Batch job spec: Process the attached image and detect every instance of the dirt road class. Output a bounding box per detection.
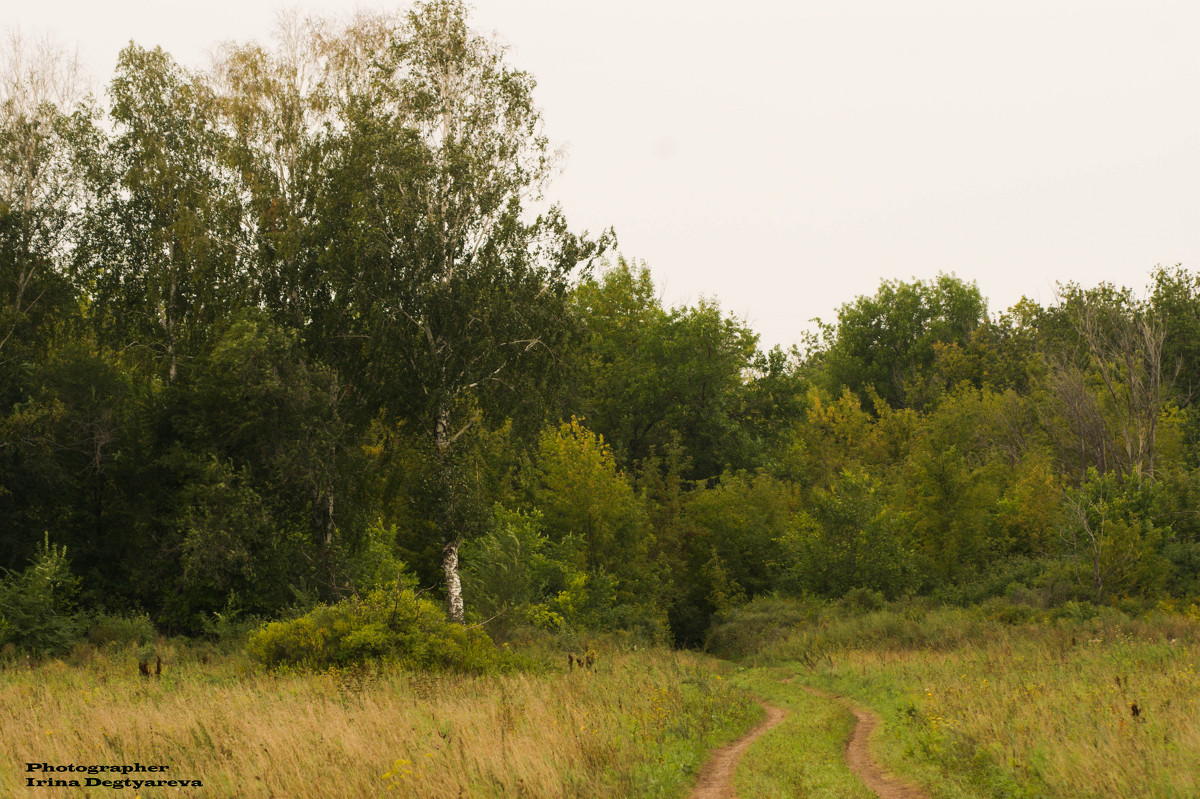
[689,685,929,799]
[690,702,787,799]
[803,686,930,799]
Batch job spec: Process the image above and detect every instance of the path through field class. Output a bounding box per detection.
[691,684,929,799]
[690,701,786,799]
[802,686,930,799]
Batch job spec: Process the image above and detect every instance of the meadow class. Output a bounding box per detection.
[716,599,1200,799]
[1,640,758,799]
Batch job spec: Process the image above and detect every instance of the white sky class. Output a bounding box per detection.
[9,1,1200,349]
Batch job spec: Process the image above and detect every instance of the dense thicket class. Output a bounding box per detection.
[3,2,1200,653]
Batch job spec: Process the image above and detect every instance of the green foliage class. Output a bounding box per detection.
[8,0,1200,652]
[142,313,369,629]
[74,44,249,380]
[530,419,652,597]
[569,258,761,479]
[462,506,565,636]
[245,585,498,671]
[778,468,915,598]
[993,450,1064,558]
[682,472,794,598]
[86,611,157,648]
[0,534,83,654]
[819,273,987,412]
[0,337,148,600]
[668,471,796,645]
[1148,265,1200,403]
[896,387,1013,582]
[705,594,824,658]
[929,556,1050,607]
[1161,541,1200,598]
[777,387,876,490]
[1059,469,1171,601]
[337,522,413,596]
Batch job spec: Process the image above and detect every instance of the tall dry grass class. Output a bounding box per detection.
[1,643,756,798]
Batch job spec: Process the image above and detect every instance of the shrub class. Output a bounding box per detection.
[777,468,916,599]
[245,585,499,671]
[705,594,824,657]
[87,612,157,648]
[462,507,563,637]
[0,534,83,655]
[1163,540,1200,598]
[931,556,1049,606]
[979,597,1037,625]
[842,587,886,614]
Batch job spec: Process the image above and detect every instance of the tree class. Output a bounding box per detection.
[73,45,248,382]
[1149,265,1200,405]
[569,258,758,479]
[1059,468,1169,601]
[0,534,83,655]
[1045,283,1169,483]
[670,471,795,644]
[897,387,1010,582]
[778,468,914,599]
[211,10,362,329]
[307,1,605,621]
[530,420,651,607]
[819,274,987,412]
[0,32,83,359]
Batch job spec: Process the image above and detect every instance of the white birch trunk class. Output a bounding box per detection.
[435,404,466,623]
[443,541,465,624]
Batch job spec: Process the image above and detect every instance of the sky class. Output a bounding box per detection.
[8,1,1200,349]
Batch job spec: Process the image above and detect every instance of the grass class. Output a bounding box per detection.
[720,599,1200,799]
[728,666,874,799]
[1,639,759,798]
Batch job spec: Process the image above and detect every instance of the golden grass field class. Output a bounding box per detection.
[8,607,1200,799]
[2,642,758,799]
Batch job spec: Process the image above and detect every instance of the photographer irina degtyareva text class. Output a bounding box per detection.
[25,762,202,789]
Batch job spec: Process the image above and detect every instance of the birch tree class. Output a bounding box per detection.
[74,45,248,382]
[0,32,83,357]
[312,1,605,621]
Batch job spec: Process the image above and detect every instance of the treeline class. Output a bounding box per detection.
[3,1,1200,653]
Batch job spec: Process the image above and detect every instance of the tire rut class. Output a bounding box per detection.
[801,686,930,799]
[690,701,787,799]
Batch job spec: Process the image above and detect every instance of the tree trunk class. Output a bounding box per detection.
[443,540,465,624]
[435,403,466,623]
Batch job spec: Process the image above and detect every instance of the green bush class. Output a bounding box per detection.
[87,612,157,648]
[705,594,825,657]
[842,587,887,614]
[930,556,1050,606]
[1163,540,1200,598]
[462,507,562,637]
[245,585,499,671]
[777,468,916,600]
[979,597,1037,625]
[0,535,84,655]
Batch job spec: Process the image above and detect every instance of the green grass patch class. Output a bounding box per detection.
[729,666,874,799]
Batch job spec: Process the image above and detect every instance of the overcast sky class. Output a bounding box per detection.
[9,1,1200,349]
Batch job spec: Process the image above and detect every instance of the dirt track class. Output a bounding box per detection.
[690,702,787,799]
[803,686,930,799]
[689,685,928,799]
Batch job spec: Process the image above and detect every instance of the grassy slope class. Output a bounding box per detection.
[724,606,1200,799]
[2,642,759,798]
